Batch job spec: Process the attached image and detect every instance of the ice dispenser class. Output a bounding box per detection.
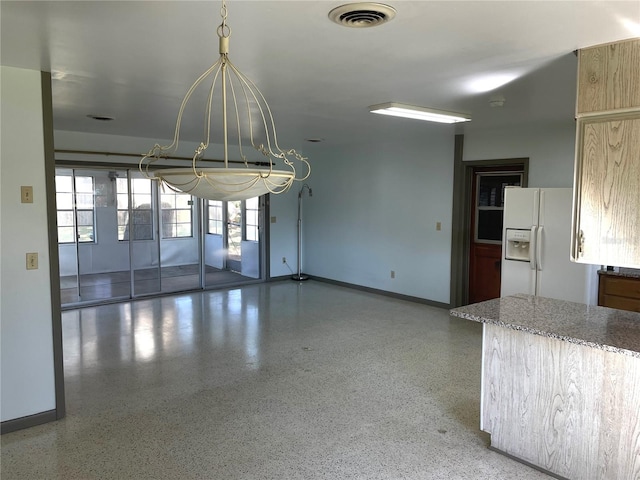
[505,228,531,261]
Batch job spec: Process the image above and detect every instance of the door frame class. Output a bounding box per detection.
[449,134,529,306]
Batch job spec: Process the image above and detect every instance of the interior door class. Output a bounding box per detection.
[468,169,523,303]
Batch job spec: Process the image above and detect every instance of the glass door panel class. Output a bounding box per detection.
[226,200,242,273]
[240,197,260,279]
[123,173,161,296]
[74,169,131,303]
[56,169,80,306]
[159,189,201,293]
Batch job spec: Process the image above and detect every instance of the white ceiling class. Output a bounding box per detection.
[1,1,639,151]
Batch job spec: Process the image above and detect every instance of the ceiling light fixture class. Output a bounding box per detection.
[140,0,310,201]
[369,103,471,124]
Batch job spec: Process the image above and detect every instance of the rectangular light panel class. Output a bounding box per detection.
[369,102,471,124]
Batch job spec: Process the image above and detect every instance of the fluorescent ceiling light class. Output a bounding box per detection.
[369,103,471,124]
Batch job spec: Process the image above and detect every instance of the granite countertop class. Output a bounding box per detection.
[598,268,640,279]
[450,294,640,358]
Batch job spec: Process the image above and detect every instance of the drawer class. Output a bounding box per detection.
[601,294,640,313]
[602,276,640,297]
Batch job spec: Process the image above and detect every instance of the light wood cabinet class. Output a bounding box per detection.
[577,39,640,114]
[572,38,640,268]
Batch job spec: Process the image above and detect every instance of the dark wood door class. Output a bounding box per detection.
[468,167,523,304]
[469,243,502,303]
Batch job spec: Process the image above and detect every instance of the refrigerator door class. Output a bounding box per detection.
[500,188,539,297]
[536,188,589,303]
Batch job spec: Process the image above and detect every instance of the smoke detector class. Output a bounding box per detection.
[329,3,397,28]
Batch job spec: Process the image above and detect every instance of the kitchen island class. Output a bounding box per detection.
[450,294,640,480]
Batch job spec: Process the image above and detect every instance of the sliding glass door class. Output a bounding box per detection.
[57,168,131,305]
[57,166,265,307]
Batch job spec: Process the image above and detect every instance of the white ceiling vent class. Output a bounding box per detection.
[329,3,397,28]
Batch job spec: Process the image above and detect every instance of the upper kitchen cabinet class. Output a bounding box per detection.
[572,38,640,269]
[576,38,640,115]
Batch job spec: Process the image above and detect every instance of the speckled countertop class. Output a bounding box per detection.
[598,268,640,279]
[450,294,640,359]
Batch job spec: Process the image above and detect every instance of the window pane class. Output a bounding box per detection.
[118,226,128,241]
[75,176,93,193]
[58,226,75,243]
[175,195,191,208]
[176,224,191,237]
[162,224,175,238]
[176,210,191,222]
[116,177,128,192]
[57,211,74,227]
[56,193,73,209]
[133,194,150,209]
[133,209,152,225]
[76,210,93,225]
[117,211,129,225]
[161,195,175,209]
[76,193,94,209]
[133,225,152,240]
[132,178,151,194]
[56,175,72,192]
[246,211,258,226]
[117,193,129,210]
[77,226,94,242]
[246,197,258,209]
[477,210,503,242]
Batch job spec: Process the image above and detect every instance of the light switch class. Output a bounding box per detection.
[436,222,442,231]
[26,252,38,270]
[21,186,34,203]
[271,216,277,224]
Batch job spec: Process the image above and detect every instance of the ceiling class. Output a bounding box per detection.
[2,1,639,152]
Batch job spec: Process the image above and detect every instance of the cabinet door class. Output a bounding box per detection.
[577,39,640,115]
[573,115,640,267]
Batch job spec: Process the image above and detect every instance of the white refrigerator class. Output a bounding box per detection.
[501,187,591,304]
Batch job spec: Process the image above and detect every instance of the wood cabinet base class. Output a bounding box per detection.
[481,323,640,479]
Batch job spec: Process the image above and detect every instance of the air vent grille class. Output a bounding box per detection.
[329,3,396,28]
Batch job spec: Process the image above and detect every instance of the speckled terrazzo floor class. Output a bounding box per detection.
[1,281,550,479]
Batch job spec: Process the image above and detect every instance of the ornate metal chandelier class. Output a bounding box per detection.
[140,0,310,201]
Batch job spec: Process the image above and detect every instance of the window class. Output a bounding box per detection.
[245,197,259,241]
[117,177,153,241]
[475,173,522,243]
[207,200,223,235]
[161,190,193,238]
[55,174,95,243]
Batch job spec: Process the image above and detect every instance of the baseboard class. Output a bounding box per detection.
[311,276,451,309]
[488,446,569,480]
[1,410,58,435]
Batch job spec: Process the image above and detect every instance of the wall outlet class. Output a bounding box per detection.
[282,257,287,264]
[26,252,38,270]
[390,270,395,279]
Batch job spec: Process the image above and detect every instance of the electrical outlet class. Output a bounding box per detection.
[282,257,287,264]
[26,252,38,270]
[391,270,395,279]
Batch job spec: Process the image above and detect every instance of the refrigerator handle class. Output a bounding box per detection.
[529,226,537,270]
[536,226,543,271]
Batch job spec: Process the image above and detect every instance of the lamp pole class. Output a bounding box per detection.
[292,184,312,281]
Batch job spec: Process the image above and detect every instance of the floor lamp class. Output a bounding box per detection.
[292,184,312,281]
